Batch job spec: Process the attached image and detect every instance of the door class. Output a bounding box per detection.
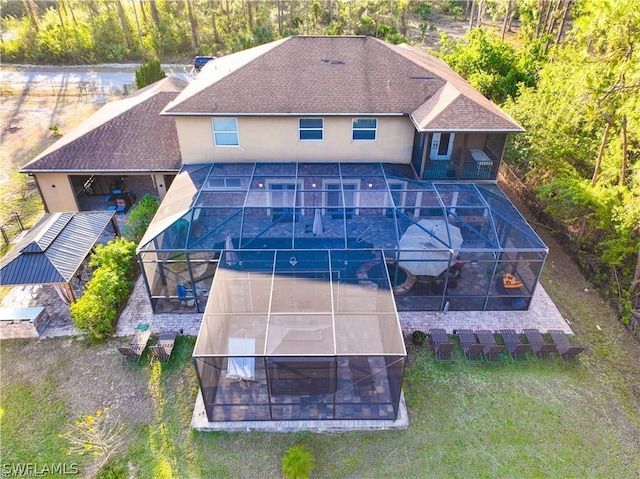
[429,133,454,160]
[269,183,299,217]
[325,183,357,215]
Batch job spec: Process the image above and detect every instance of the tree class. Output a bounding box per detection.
[135,60,166,89]
[438,28,544,103]
[505,0,640,323]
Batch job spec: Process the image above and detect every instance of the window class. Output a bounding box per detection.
[299,118,323,141]
[268,182,301,217]
[212,118,239,146]
[352,118,377,140]
[205,177,242,190]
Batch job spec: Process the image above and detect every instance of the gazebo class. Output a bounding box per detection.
[0,211,119,303]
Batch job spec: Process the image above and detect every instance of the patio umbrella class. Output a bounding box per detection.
[313,208,323,235]
[224,234,239,266]
[398,219,463,277]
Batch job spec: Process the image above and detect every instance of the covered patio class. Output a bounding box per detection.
[0,211,118,339]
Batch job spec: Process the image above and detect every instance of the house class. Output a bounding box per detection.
[21,76,188,213]
[133,36,547,426]
[20,36,547,426]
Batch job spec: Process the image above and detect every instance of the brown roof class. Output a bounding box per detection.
[163,36,522,132]
[22,76,188,173]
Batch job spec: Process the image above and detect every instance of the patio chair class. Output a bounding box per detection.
[118,329,151,364]
[457,329,484,363]
[349,356,374,393]
[434,342,455,363]
[476,330,505,364]
[428,328,449,346]
[118,346,143,364]
[499,329,532,363]
[150,331,178,364]
[523,328,557,360]
[548,330,586,365]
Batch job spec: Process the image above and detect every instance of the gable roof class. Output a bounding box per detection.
[21,76,188,174]
[163,36,522,133]
[0,211,115,285]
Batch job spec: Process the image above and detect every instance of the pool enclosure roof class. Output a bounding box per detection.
[193,253,406,357]
[138,162,547,255]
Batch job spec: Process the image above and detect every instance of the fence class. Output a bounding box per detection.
[1,78,135,99]
[0,212,26,249]
[500,163,640,339]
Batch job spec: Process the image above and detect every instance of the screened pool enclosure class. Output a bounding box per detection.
[137,162,546,422]
[137,162,547,316]
[193,257,406,422]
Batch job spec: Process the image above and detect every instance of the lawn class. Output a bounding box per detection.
[2,297,639,479]
[1,92,639,479]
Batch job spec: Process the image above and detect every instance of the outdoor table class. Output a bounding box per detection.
[469,148,493,175]
[398,219,463,277]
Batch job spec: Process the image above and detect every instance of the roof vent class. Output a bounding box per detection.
[321,59,345,65]
[409,76,436,80]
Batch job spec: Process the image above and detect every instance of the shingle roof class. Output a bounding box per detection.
[21,76,188,173]
[163,36,522,132]
[0,211,115,285]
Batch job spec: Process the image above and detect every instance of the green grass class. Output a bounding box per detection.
[3,335,637,479]
[0,358,91,473]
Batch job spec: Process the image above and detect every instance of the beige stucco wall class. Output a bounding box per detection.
[35,173,78,212]
[175,116,416,164]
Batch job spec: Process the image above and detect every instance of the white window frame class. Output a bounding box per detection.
[204,177,243,190]
[299,118,324,141]
[429,132,455,160]
[212,118,239,147]
[352,118,377,141]
[265,180,303,216]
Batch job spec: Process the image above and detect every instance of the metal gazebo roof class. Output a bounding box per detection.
[0,211,116,286]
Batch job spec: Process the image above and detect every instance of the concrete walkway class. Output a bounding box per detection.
[15,274,571,340]
[107,275,574,337]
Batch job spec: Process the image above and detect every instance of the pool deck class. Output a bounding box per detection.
[0,273,571,340]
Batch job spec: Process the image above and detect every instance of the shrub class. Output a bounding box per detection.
[96,457,128,479]
[60,408,126,478]
[135,60,166,89]
[124,194,158,243]
[70,268,130,340]
[71,239,137,340]
[385,33,408,45]
[89,237,138,280]
[282,445,315,479]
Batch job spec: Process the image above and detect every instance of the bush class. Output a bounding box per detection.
[282,445,315,479]
[71,239,137,340]
[89,237,138,280]
[96,457,128,479]
[124,194,159,243]
[135,60,166,89]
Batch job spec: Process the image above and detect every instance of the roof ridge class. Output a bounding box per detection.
[163,38,291,115]
[22,80,185,172]
[411,82,461,130]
